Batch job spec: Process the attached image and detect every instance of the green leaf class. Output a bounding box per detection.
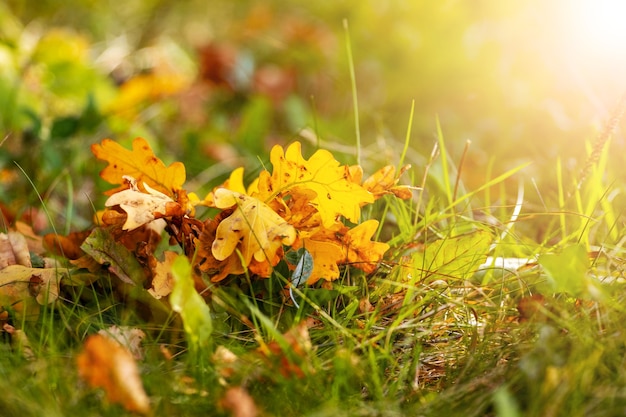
[538,244,590,296]
[81,228,146,286]
[170,255,212,348]
[418,230,492,282]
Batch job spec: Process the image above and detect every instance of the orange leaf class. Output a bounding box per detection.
[219,386,259,417]
[77,334,150,414]
[362,164,412,200]
[91,137,186,196]
[257,322,312,379]
[342,219,389,274]
[296,238,343,284]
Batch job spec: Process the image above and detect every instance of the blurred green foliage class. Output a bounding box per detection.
[1,0,625,230]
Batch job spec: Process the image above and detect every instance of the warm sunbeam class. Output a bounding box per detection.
[567,0,626,58]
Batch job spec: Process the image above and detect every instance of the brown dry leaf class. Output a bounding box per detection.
[257,321,313,379]
[195,211,245,282]
[77,334,150,415]
[91,137,186,196]
[105,176,184,231]
[0,231,31,268]
[219,386,259,417]
[43,229,92,260]
[148,251,179,299]
[97,325,146,360]
[0,265,63,321]
[212,188,296,267]
[212,345,240,380]
[13,222,45,255]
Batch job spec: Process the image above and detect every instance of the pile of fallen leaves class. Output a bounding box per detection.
[46,137,411,298]
[1,137,412,413]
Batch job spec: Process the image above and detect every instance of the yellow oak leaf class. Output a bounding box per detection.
[199,166,247,207]
[261,142,374,227]
[295,238,343,284]
[91,137,186,196]
[212,189,297,268]
[341,219,389,274]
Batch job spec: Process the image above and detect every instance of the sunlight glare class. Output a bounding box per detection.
[569,0,626,56]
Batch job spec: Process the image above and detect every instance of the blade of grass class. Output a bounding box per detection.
[343,19,361,166]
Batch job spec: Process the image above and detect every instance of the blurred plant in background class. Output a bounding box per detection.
[1,0,625,235]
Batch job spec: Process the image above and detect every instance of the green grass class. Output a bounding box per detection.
[3,127,626,417]
[3,3,626,416]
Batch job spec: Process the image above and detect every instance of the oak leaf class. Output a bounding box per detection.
[294,238,342,284]
[148,251,179,299]
[104,177,184,231]
[341,220,389,274]
[261,142,374,227]
[211,189,296,267]
[0,231,31,268]
[362,164,413,200]
[91,137,186,196]
[77,334,150,415]
[0,265,65,321]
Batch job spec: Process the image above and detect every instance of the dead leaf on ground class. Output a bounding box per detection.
[105,176,185,231]
[0,265,64,321]
[212,188,296,269]
[77,334,150,415]
[219,386,259,417]
[148,251,179,299]
[0,231,31,268]
[257,321,313,379]
[97,325,146,360]
[91,137,186,196]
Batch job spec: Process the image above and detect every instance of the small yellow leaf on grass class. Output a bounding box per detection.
[77,334,150,415]
[212,189,296,266]
[91,137,186,196]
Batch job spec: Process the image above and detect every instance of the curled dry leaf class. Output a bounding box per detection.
[105,176,184,231]
[77,334,150,415]
[362,164,413,200]
[0,231,31,268]
[3,323,36,361]
[148,250,179,299]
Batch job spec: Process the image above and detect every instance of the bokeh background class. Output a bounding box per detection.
[1,0,625,230]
